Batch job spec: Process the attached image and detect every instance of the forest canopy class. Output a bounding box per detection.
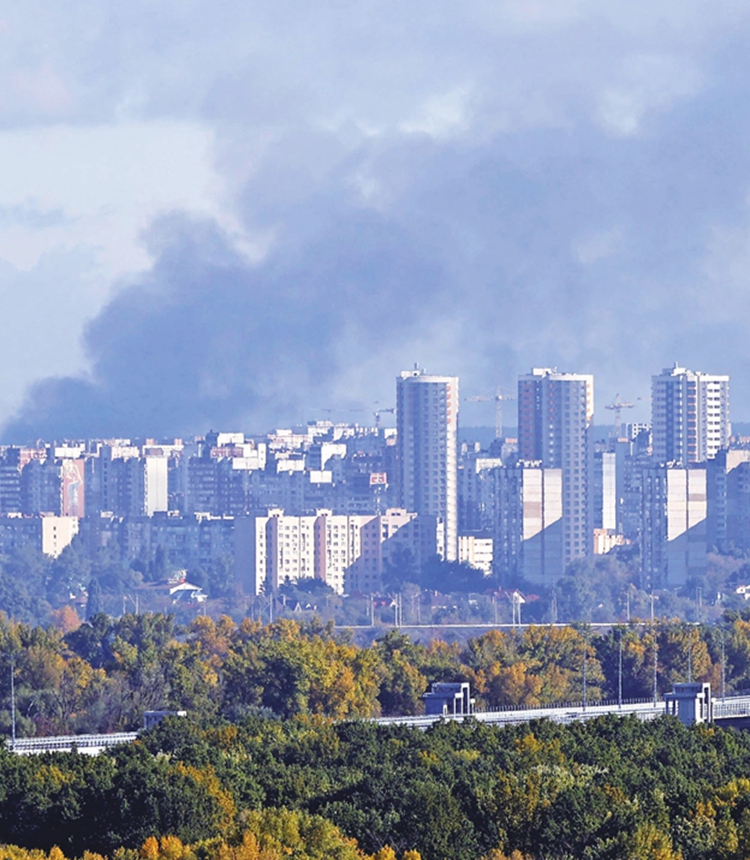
[0,711,749,859]
[3,613,750,858]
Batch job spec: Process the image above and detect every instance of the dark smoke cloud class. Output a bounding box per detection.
[3,204,446,440]
[7,2,750,439]
[9,75,750,441]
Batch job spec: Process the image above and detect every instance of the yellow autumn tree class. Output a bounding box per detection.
[629,822,683,860]
[49,606,81,634]
[481,851,534,860]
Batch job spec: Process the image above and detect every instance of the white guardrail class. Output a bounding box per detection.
[8,695,750,752]
[6,732,138,754]
[714,700,750,719]
[373,699,665,729]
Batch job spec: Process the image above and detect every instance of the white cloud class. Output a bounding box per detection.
[597,53,704,136]
[0,120,224,275]
[401,86,473,138]
[575,230,622,266]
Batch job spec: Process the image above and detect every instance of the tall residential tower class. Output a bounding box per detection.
[518,367,594,567]
[651,365,730,464]
[397,368,459,560]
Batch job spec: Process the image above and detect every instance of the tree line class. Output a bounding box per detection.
[5,610,750,736]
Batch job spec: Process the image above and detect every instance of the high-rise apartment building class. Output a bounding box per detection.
[640,463,707,589]
[493,462,564,585]
[397,368,459,560]
[518,368,594,567]
[706,450,750,554]
[651,365,730,464]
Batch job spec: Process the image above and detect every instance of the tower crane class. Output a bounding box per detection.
[374,407,396,430]
[465,388,516,439]
[605,394,635,439]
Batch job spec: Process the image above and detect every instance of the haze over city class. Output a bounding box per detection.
[3,2,750,439]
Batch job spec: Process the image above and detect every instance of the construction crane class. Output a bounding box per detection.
[316,407,366,423]
[605,394,635,439]
[374,407,396,430]
[465,388,516,439]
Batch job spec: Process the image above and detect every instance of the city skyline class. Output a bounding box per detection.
[0,358,744,597]
[0,360,741,444]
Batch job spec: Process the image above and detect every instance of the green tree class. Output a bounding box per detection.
[419,557,487,594]
[382,548,419,591]
[374,631,427,716]
[85,580,102,621]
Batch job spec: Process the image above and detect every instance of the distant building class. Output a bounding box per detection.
[0,456,22,513]
[651,365,730,464]
[493,462,564,586]
[235,507,443,595]
[397,368,459,560]
[706,449,750,553]
[593,450,617,533]
[0,514,79,558]
[169,581,207,603]
[518,367,594,565]
[592,528,625,555]
[87,447,167,517]
[640,463,707,589]
[80,511,236,573]
[457,534,493,574]
[41,515,80,558]
[458,452,502,534]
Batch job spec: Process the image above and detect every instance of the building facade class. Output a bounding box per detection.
[517,368,594,567]
[493,462,564,586]
[235,507,443,595]
[640,463,707,589]
[0,514,79,558]
[593,449,617,533]
[651,365,730,464]
[397,368,459,560]
[706,449,750,553]
[458,535,493,574]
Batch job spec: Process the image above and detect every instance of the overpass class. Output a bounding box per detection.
[7,685,750,754]
[374,698,664,729]
[6,732,139,755]
[374,682,750,730]
[4,710,179,754]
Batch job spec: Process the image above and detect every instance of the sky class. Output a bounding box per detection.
[2,0,750,440]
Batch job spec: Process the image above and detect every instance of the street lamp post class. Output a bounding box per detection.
[9,653,16,750]
[650,593,659,706]
[582,636,588,711]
